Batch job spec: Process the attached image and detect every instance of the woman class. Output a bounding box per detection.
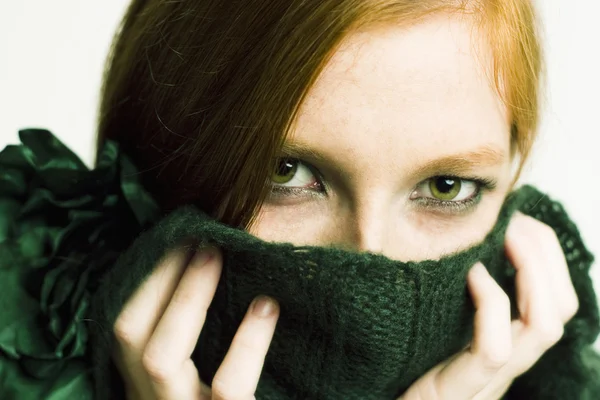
[92,0,598,398]
[1,0,598,399]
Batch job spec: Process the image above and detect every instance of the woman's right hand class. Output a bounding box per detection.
[399,213,579,400]
[111,246,280,400]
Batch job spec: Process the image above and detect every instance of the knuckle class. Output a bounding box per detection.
[113,315,139,348]
[567,294,579,319]
[419,375,442,400]
[479,345,511,371]
[235,330,263,353]
[485,283,511,312]
[169,287,196,308]
[534,320,564,348]
[211,377,250,400]
[494,289,511,311]
[564,293,580,320]
[141,350,172,384]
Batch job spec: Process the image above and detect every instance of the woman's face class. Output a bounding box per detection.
[250,13,514,262]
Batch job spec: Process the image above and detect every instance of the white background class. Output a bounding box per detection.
[0,1,599,349]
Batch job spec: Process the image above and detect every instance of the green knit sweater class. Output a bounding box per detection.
[0,129,599,399]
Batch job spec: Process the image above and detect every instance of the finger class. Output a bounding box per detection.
[504,216,565,372]
[142,247,222,399]
[476,215,575,398]
[470,320,529,399]
[112,247,193,389]
[405,263,511,399]
[211,295,280,400]
[506,214,565,344]
[468,263,513,373]
[508,212,578,322]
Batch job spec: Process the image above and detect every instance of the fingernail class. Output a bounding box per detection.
[190,247,214,267]
[252,295,277,317]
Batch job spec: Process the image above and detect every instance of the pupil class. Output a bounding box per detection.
[277,159,294,176]
[436,177,455,193]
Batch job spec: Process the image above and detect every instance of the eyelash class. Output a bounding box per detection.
[268,158,496,214]
[411,178,495,214]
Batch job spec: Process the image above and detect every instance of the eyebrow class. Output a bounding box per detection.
[279,142,330,164]
[280,142,506,176]
[408,146,507,178]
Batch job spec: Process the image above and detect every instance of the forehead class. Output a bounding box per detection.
[289,13,511,171]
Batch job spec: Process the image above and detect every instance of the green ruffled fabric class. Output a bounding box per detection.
[1,129,599,399]
[0,129,159,399]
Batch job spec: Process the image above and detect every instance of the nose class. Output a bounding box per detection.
[344,203,389,255]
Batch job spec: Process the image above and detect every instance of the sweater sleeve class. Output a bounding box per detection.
[504,187,600,399]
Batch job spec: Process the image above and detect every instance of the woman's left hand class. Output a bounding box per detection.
[398,212,579,400]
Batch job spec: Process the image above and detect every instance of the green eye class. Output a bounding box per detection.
[429,177,461,200]
[272,158,298,184]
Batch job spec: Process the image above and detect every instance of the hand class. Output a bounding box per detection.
[399,212,579,400]
[111,246,280,400]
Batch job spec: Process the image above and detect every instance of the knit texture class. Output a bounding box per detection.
[89,188,600,400]
[1,129,599,399]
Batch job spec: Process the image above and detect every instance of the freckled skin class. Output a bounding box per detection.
[251,14,513,262]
